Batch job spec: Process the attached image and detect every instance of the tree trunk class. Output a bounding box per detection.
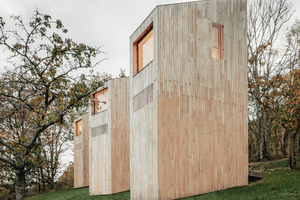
[43,181,46,192]
[39,167,46,192]
[265,115,271,156]
[274,126,278,158]
[290,129,297,169]
[255,104,263,160]
[282,130,289,156]
[259,133,263,160]
[259,112,266,160]
[297,131,299,154]
[248,134,255,156]
[50,177,55,190]
[15,168,26,200]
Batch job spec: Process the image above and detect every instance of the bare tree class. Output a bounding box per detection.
[37,125,70,190]
[247,0,294,160]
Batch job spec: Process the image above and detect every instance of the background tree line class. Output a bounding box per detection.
[247,0,300,169]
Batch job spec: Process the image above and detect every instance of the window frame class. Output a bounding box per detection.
[133,23,154,76]
[212,22,224,60]
[91,88,108,115]
[75,119,83,137]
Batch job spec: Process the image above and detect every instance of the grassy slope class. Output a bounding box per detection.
[27,159,300,200]
[26,188,130,200]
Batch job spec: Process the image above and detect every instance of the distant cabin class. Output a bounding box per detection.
[74,113,89,189]
[130,0,248,199]
[89,77,130,195]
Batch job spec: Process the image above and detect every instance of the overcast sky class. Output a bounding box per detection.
[0,0,300,77]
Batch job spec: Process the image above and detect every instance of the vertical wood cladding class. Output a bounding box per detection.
[89,109,111,195]
[110,78,130,194]
[157,1,248,199]
[130,7,159,199]
[83,114,90,187]
[74,113,89,189]
[89,77,130,195]
[130,0,247,199]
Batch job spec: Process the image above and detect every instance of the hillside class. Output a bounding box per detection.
[27,159,300,200]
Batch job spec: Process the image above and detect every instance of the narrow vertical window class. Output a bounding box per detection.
[133,23,154,76]
[138,28,154,69]
[91,88,108,114]
[212,22,224,60]
[75,119,82,137]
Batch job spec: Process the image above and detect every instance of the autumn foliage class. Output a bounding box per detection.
[0,10,105,200]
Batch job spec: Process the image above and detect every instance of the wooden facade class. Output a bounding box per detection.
[74,113,89,188]
[130,0,248,199]
[89,77,130,195]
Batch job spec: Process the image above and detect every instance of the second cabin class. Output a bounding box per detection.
[74,113,89,189]
[89,77,130,195]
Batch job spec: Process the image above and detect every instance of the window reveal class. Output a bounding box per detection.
[212,22,224,60]
[91,88,108,114]
[138,29,154,69]
[75,119,82,137]
[133,23,154,76]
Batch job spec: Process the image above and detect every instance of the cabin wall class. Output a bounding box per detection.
[82,114,90,187]
[89,109,111,195]
[110,77,130,193]
[156,0,248,199]
[74,133,83,188]
[130,0,248,199]
[130,8,160,200]
[89,78,130,195]
[74,113,89,189]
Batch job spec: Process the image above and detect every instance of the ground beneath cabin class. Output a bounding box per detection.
[26,158,300,200]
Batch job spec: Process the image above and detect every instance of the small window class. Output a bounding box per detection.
[91,88,108,114]
[75,119,82,137]
[212,22,224,60]
[133,23,154,76]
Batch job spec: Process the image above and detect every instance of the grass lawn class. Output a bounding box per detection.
[27,159,300,200]
[26,188,130,200]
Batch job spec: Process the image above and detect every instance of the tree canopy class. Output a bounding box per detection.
[0,10,105,200]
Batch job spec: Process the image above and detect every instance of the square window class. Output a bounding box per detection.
[212,22,224,60]
[75,119,82,137]
[91,88,108,114]
[133,23,154,76]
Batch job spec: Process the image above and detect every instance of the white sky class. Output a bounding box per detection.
[0,0,200,76]
[0,0,299,77]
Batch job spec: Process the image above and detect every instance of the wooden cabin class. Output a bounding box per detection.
[130,0,248,199]
[89,77,130,195]
[74,113,89,189]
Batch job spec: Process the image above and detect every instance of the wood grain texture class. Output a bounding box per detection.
[74,113,89,189]
[89,77,130,196]
[130,7,160,200]
[110,78,130,194]
[130,0,248,199]
[83,113,90,187]
[89,104,111,195]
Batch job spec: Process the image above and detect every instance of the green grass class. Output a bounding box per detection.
[250,157,300,171]
[186,169,300,200]
[26,188,130,200]
[27,159,300,200]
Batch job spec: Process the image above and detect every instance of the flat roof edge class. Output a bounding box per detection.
[129,0,214,38]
